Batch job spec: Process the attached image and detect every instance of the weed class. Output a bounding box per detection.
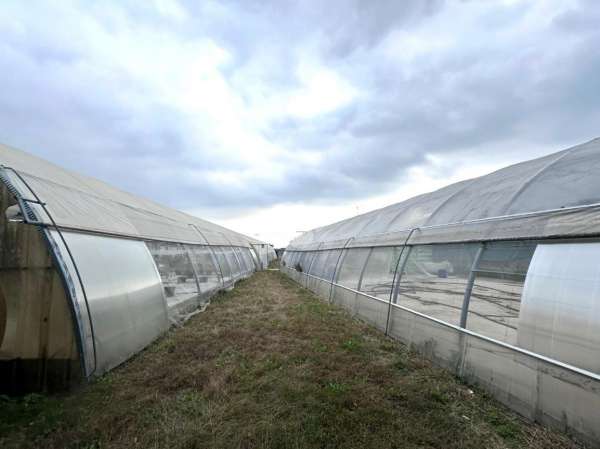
[341,336,363,352]
[324,382,348,395]
[0,271,582,449]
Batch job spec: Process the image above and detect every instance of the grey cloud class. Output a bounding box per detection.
[553,0,600,31]
[302,0,446,58]
[0,0,599,215]
[261,0,600,201]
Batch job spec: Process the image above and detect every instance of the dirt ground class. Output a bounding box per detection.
[0,270,585,449]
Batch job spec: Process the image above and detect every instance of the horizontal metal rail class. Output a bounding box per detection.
[288,203,600,252]
[11,221,254,249]
[286,232,600,255]
[0,169,256,249]
[284,267,600,383]
[287,201,600,251]
[8,170,258,241]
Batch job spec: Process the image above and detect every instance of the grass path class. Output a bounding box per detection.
[0,271,584,449]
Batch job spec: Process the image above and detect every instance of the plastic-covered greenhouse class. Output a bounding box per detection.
[282,137,600,444]
[0,143,274,393]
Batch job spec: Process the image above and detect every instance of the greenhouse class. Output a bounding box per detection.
[0,143,273,393]
[282,137,600,444]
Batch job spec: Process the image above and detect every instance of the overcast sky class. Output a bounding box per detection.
[1,0,599,246]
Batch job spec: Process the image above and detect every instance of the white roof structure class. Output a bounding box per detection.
[0,143,268,388]
[288,138,600,250]
[0,143,263,247]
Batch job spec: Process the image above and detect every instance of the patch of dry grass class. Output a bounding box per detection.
[0,271,585,449]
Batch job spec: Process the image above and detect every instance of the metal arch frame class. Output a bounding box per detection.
[385,228,419,335]
[178,242,203,298]
[332,241,352,284]
[286,250,296,268]
[385,238,487,335]
[459,243,484,328]
[216,245,234,286]
[188,224,226,288]
[377,236,534,338]
[333,246,373,291]
[0,165,98,377]
[39,228,91,379]
[356,246,375,292]
[306,243,323,275]
[236,246,252,276]
[294,251,305,274]
[391,246,413,305]
[303,243,323,288]
[242,248,254,275]
[293,250,306,272]
[248,244,261,271]
[143,240,171,321]
[328,238,354,303]
[237,246,253,276]
[250,243,266,270]
[221,233,244,280]
[287,246,320,287]
[335,246,374,316]
[232,246,245,276]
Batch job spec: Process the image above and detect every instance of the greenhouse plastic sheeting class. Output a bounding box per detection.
[288,138,600,250]
[59,231,169,374]
[0,143,261,247]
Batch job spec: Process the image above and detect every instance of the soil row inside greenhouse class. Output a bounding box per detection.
[0,270,584,449]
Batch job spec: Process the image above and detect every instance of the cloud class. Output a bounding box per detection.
[0,0,598,227]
